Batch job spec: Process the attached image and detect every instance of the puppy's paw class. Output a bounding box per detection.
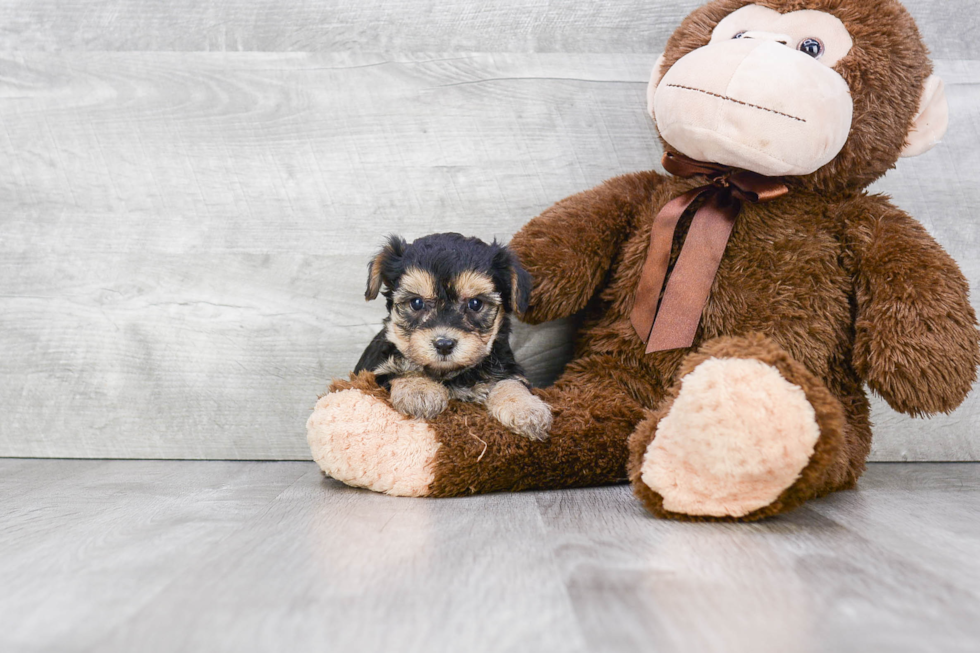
[389,376,450,420]
[487,379,553,441]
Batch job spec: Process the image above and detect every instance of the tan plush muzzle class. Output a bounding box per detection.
[653,37,853,177]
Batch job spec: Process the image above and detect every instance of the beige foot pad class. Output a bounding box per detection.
[307,389,440,497]
[641,357,821,518]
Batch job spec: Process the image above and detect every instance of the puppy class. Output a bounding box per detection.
[353,233,553,441]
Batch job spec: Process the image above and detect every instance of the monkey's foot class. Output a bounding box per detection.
[307,386,440,497]
[628,335,848,521]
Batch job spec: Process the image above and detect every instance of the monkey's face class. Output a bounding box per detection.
[653,4,854,177]
[386,267,505,374]
[648,0,945,191]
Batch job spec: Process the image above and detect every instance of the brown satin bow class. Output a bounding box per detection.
[630,152,789,353]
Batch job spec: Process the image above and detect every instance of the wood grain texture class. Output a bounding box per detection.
[0,52,662,459]
[0,0,975,58]
[1,460,979,653]
[0,461,312,652]
[537,464,980,653]
[0,52,978,457]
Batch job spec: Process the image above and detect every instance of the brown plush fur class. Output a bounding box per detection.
[429,354,650,496]
[325,0,979,519]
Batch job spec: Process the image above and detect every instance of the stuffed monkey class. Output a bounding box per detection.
[308,0,979,520]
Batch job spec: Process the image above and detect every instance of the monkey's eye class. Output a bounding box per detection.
[732,31,746,39]
[467,298,484,312]
[409,298,425,311]
[798,38,824,58]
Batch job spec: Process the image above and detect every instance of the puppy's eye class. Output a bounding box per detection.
[798,38,824,58]
[467,298,484,312]
[732,31,746,39]
[409,298,425,311]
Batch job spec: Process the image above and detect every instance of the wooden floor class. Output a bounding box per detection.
[1,460,978,652]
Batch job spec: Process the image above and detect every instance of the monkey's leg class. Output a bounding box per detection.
[628,334,868,521]
[307,356,657,497]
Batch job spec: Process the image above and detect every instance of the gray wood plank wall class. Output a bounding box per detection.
[1,1,978,460]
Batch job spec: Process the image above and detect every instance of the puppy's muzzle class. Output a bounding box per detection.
[433,337,457,356]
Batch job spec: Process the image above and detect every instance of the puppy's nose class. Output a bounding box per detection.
[434,337,457,356]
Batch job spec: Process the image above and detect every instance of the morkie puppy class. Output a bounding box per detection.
[353,233,553,441]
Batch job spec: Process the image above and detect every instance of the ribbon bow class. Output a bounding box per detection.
[630,152,789,353]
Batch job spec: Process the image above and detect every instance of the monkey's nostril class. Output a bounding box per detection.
[434,337,457,355]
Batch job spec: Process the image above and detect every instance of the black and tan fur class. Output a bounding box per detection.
[354,233,553,440]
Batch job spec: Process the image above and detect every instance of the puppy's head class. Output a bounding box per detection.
[365,233,531,374]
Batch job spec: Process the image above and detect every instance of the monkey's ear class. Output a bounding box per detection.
[901,75,949,158]
[647,53,666,121]
[365,236,406,301]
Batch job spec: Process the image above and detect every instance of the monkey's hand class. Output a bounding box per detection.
[846,197,980,416]
[509,171,664,325]
[389,376,450,420]
[485,379,553,441]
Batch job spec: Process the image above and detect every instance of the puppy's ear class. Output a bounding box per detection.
[493,246,533,315]
[365,235,406,301]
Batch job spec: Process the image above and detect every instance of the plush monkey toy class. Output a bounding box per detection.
[308,0,980,520]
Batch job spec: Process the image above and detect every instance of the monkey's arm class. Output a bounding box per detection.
[509,170,665,325]
[844,195,980,415]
